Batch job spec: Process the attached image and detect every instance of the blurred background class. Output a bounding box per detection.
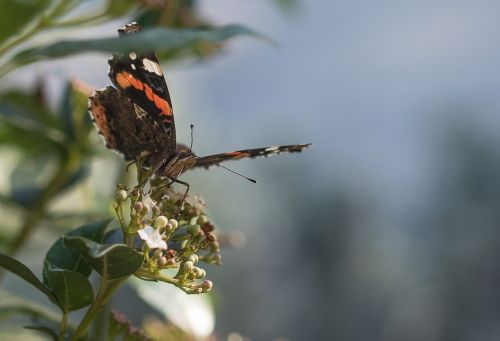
[2,1,500,340]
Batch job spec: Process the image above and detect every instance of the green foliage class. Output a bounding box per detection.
[43,264,94,312]
[44,220,112,280]
[5,24,261,75]
[0,0,51,43]
[0,253,61,309]
[63,237,143,279]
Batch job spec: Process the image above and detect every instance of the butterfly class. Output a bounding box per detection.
[89,22,310,187]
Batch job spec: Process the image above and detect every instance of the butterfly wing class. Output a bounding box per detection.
[107,22,176,156]
[89,86,174,161]
[193,144,312,169]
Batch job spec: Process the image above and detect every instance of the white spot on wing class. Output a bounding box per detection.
[142,58,163,76]
[131,64,136,70]
[129,52,137,60]
[265,146,279,152]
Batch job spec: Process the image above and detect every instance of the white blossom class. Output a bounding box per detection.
[138,225,167,250]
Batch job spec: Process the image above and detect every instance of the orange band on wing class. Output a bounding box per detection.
[115,71,172,117]
[226,152,250,159]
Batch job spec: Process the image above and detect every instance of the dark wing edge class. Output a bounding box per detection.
[192,143,312,169]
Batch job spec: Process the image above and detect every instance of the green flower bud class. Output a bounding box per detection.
[180,240,188,249]
[158,257,167,266]
[182,261,194,273]
[168,219,178,230]
[142,203,150,214]
[154,215,168,229]
[197,215,208,225]
[130,189,140,200]
[116,189,128,202]
[187,254,199,264]
[193,266,206,279]
[188,224,201,235]
[189,216,198,226]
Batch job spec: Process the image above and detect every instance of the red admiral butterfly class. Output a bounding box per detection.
[89,22,310,184]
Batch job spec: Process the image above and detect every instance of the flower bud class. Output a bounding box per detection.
[158,257,167,266]
[116,189,128,202]
[152,205,160,216]
[202,280,213,291]
[187,254,199,264]
[189,216,198,226]
[142,203,150,214]
[134,202,143,212]
[182,261,194,273]
[168,219,178,230]
[167,258,176,266]
[152,249,163,258]
[188,224,201,235]
[130,189,140,200]
[197,215,208,225]
[154,215,168,229]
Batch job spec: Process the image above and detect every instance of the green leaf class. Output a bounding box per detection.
[24,325,58,341]
[0,253,61,309]
[9,154,56,207]
[44,219,112,281]
[0,0,51,46]
[9,157,90,208]
[0,287,77,331]
[59,81,94,142]
[63,236,143,279]
[44,263,93,311]
[106,0,139,17]
[0,90,67,154]
[8,24,263,69]
[0,89,62,131]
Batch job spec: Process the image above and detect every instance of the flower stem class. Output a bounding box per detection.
[71,273,127,340]
[58,310,68,341]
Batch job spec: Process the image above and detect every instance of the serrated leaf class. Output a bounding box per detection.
[0,253,61,309]
[44,264,93,311]
[44,219,112,282]
[8,24,263,70]
[63,236,143,279]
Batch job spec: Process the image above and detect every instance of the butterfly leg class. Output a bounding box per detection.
[167,177,190,203]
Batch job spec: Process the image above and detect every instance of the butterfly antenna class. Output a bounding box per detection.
[218,164,258,184]
[189,124,194,152]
